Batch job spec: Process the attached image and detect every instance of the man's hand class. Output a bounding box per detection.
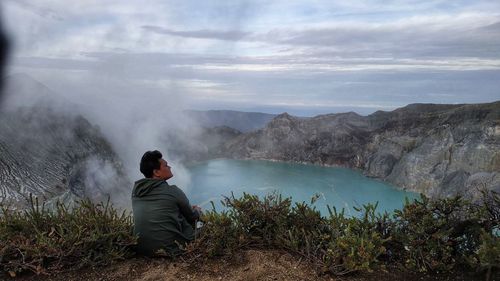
[192,205,202,214]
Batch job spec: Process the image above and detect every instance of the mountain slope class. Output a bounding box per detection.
[0,106,130,208]
[223,102,500,197]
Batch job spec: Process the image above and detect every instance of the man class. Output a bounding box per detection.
[132,150,201,256]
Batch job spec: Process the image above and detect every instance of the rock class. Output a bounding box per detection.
[367,153,398,178]
[0,107,129,209]
[220,101,500,198]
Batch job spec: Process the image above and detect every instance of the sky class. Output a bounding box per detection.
[2,0,500,116]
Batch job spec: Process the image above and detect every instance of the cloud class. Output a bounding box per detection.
[3,0,499,209]
[4,0,63,21]
[262,14,500,59]
[142,25,251,41]
[13,56,95,70]
[9,51,500,119]
[3,0,500,119]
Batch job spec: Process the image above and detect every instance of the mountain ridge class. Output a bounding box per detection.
[218,101,500,198]
[186,109,276,133]
[1,74,498,202]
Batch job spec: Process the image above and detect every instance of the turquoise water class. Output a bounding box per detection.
[185,159,419,216]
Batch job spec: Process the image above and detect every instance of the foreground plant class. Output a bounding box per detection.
[0,195,136,276]
[1,190,498,278]
[186,190,500,277]
[186,193,391,275]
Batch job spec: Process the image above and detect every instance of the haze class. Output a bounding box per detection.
[2,0,500,116]
[1,1,500,193]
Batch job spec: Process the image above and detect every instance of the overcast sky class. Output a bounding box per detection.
[2,0,500,116]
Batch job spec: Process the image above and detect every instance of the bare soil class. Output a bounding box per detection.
[7,249,496,281]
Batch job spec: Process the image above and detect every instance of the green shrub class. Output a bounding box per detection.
[392,191,500,273]
[278,200,326,258]
[393,195,462,272]
[321,203,389,275]
[187,193,389,275]
[475,190,500,279]
[477,229,500,280]
[0,195,136,276]
[186,203,243,258]
[187,191,499,277]
[2,190,498,278]
[186,192,292,259]
[225,192,291,247]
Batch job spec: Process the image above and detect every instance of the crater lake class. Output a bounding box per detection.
[185,159,419,216]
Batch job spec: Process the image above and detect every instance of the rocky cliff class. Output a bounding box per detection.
[222,102,500,198]
[0,107,130,208]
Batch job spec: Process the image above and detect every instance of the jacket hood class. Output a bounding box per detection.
[132,178,165,197]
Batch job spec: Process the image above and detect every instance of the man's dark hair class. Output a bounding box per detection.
[140,150,163,178]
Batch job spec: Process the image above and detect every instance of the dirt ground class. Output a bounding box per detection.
[7,249,496,281]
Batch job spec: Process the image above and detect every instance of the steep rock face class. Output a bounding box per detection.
[368,103,499,197]
[223,102,500,198]
[0,107,130,208]
[226,112,370,167]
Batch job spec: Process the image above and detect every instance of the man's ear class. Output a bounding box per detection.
[152,168,160,178]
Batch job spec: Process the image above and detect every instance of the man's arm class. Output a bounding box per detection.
[172,185,200,224]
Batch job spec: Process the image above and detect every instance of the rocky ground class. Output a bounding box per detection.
[10,250,494,281]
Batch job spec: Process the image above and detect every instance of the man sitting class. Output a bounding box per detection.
[132,150,201,256]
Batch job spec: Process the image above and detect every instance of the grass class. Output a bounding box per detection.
[0,195,136,276]
[1,190,499,279]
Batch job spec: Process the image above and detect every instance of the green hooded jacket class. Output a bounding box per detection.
[131,178,200,256]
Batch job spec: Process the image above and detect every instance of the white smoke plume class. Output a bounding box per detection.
[0,71,204,209]
[0,0,257,209]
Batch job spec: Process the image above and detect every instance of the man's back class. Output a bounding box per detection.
[132,178,199,256]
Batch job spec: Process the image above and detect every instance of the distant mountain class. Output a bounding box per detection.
[165,126,242,164]
[2,73,62,109]
[222,102,500,198]
[0,74,130,208]
[2,74,498,202]
[186,110,276,132]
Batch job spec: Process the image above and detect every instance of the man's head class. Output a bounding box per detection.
[140,150,173,180]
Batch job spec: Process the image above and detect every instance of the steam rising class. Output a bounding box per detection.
[0,0,259,209]
[1,72,204,209]
[2,1,500,208]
